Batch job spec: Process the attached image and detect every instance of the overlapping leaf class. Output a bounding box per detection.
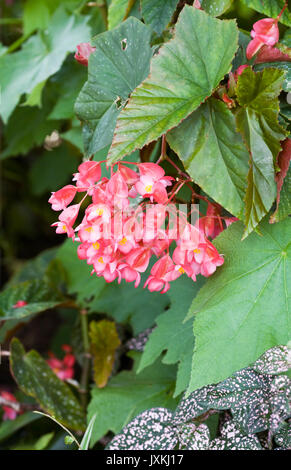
[185,218,291,392]
[88,354,178,446]
[241,0,291,26]
[209,420,262,450]
[10,338,86,431]
[0,7,90,123]
[75,17,152,156]
[108,6,238,163]
[236,67,287,237]
[138,276,205,396]
[141,0,178,35]
[167,98,249,219]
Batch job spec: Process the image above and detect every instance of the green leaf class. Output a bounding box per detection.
[0,279,64,320]
[167,98,249,219]
[108,0,136,29]
[29,143,80,196]
[139,276,205,396]
[89,320,121,388]
[48,61,87,120]
[241,0,291,26]
[75,17,152,156]
[34,432,55,450]
[23,0,50,35]
[79,413,97,450]
[0,7,90,123]
[209,420,262,450]
[236,67,287,237]
[56,239,107,305]
[10,338,86,431]
[254,62,291,93]
[108,7,238,163]
[186,217,291,393]
[1,105,60,160]
[201,0,233,16]
[88,277,169,334]
[22,80,47,107]
[141,0,178,35]
[0,412,42,444]
[88,354,178,446]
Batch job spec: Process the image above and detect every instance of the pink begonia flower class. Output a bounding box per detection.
[198,204,224,239]
[75,42,96,66]
[106,171,129,209]
[73,161,101,194]
[119,248,150,288]
[48,185,77,211]
[118,165,139,198]
[246,18,279,60]
[193,0,201,8]
[52,203,80,240]
[0,391,19,421]
[13,300,27,308]
[47,345,75,381]
[144,255,183,294]
[135,163,174,204]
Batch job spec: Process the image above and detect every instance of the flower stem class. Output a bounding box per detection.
[79,309,91,409]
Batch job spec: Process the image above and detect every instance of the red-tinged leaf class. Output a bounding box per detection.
[255,45,291,64]
[270,138,291,223]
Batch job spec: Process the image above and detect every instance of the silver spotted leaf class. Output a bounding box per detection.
[178,423,210,450]
[174,368,272,427]
[209,421,262,450]
[252,345,291,375]
[106,408,178,450]
[274,422,291,449]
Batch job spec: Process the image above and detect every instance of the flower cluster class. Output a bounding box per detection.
[47,345,75,381]
[49,161,229,294]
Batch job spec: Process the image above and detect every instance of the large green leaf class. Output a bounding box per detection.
[141,0,178,35]
[88,353,178,446]
[241,0,291,26]
[75,17,152,156]
[0,7,90,123]
[236,67,287,237]
[185,217,291,392]
[167,98,249,219]
[107,6,238,163]
[138,276,205,396]
[10,338,86,431]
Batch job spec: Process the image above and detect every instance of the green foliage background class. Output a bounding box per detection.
[0,0,290,450]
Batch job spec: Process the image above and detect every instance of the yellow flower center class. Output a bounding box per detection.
[92,242,100,250]
[95,208,104,216]
[145,184,153,193]
[119,237,127,245]
[179,267,185,274]
[193,248,200,254]
[62,225,67,232]
[98,256,104,264]
[85,227,93,232]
